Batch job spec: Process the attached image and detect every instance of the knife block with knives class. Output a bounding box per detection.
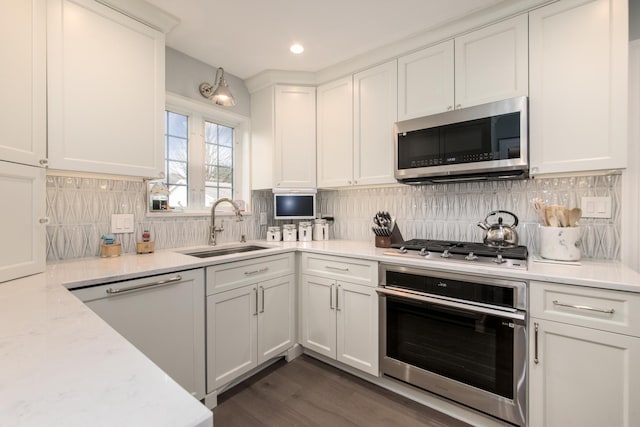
[372,211,404,248]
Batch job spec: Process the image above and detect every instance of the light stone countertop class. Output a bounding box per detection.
[2,239,640,426]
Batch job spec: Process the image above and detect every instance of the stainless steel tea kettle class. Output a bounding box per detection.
[477,210,519,247]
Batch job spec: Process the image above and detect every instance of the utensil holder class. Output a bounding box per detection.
[375,225,404,248]
[539,226,581,261]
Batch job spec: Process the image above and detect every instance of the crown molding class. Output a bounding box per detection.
[244,70,317,94]
[96,0,180,33]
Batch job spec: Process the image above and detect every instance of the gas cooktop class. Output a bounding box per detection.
[384,239,528,269]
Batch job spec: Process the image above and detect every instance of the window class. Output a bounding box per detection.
[153,93,250,214]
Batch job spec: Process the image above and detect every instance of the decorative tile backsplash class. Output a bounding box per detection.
[46,173,621,261]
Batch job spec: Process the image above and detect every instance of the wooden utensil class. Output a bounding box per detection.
[569,207,582,227]
[544,206,560,227]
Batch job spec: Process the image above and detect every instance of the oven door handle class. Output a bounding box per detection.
[376,287,526,322]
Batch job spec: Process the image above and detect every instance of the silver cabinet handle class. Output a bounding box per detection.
[106,275,182,295]
[39,159,48,166]
[552,300,615,314]
[447,105,453,111]
[534,322,539,364]
[260,286,265,313]
[330,284,335,310]
[455,104,462,109]
[326,265,349,272]
[254,287,258,316]
[336,284,341,312]
[244,267,268,276]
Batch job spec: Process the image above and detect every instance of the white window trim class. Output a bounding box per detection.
[146,91,251,217]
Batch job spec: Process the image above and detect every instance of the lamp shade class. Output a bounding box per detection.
[199,67,236,107]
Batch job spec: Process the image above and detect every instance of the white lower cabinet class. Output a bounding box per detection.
[302,275,378,376]
[206,263,295,393]
[529,281,640,426]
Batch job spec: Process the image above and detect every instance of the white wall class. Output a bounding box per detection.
[631,0,640,40]
[165,47,251,117]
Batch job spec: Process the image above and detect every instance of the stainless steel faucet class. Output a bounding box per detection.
[209,198,243,245]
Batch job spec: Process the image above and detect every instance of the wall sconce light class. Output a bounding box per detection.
[199,67,236,107]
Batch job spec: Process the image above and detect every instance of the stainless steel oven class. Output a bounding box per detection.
[378,264,527,426]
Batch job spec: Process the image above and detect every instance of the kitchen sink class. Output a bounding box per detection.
[182,245,273,258]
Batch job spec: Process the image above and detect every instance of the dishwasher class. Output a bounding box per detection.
[70,269,205,399]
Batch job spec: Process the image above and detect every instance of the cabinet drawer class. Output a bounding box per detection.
[301,253,377,287]
[206,253,294,295]
[531,281,640,337]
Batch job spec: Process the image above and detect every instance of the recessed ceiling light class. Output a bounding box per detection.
[290,44,304,54]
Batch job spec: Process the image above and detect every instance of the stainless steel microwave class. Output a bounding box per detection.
[394,96,528,184]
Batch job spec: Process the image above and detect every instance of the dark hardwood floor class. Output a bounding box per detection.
[213,355,471,427]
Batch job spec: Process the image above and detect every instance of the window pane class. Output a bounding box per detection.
[168,185,187,208]
[205,122,218,143]
[205,165,217,185]
[219,126,233,147]
[167,112,188,137]
[205,187,218,207]
[168,160,187,185]
[205,144,218,165]
[218,146,232,167]
[219,187,232,200]
[218,166,232,184]
[168,137,187,161]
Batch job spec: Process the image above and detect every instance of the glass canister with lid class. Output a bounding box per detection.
[266,226,281,242]
[282,224,297,242]
[298,221,313,242]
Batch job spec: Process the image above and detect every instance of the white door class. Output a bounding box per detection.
[47,0,165,178]
[85,270,206,399]
[353,60,398,186]
[454,14,528,109]
[258,274,295,364]
[528,0,627,175]
[207,285,258,392]
[336,282,379,376]
[0,162,46,283]
[529,319,640,427]
[301,275,337,359]
[397,40,454,120]
[317,76,354,187]
[0,0,46,167]
[274,85,316,188]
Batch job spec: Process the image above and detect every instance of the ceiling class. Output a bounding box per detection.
[145,0,507,80]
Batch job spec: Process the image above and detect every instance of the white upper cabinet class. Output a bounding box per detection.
[397,15,527,121]
[454,14,528,108]
[317,76,354,187]
[251,85,316,189]
[0,0,47,167]
[529,0,627,175]
[398,40,455,120]
[274,86,316,188]
[47,0,165,178]
[353,60,398,186]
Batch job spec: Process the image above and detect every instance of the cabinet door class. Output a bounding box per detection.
[353,60,398,186]
[529,0,627,175]
[47,0,165,178]
[336,282,379,376]
[454,14,528,108]
[0,162,45,283]
[207,285,258,392]
[274,85,316,188]
[301,275,337,359]
[0,0,46,167]
[84,270,205,399]
[398,41,454,120]
[317,77,354,187]
[257,274,295,364]
[529,319,640,427]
